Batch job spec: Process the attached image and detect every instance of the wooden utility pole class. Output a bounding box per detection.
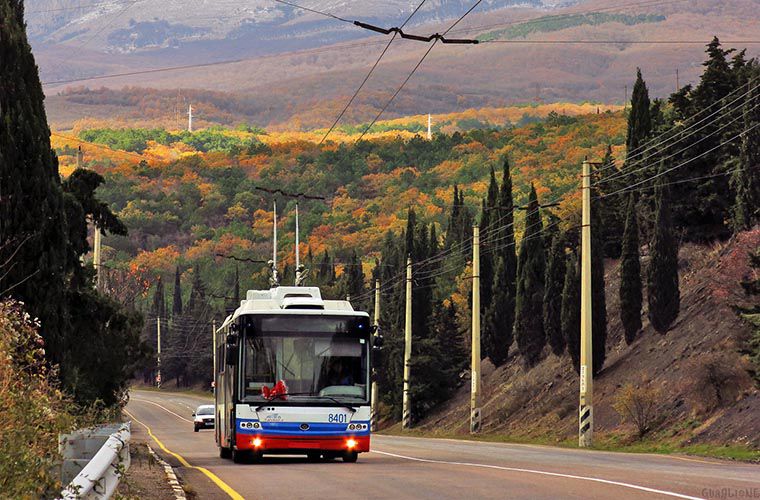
[579,159,594,447]
[157,317,162,389]
[371,279,380,432]
[470,225,482,433]
[402,257,412,430]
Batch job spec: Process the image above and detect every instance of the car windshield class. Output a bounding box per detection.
[196,407,214,416]
[241,315,370,404]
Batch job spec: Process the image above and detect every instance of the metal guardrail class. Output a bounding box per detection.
[58,422,131,499]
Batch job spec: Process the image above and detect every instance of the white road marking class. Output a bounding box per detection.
[171,399,195,410]
[372,450,705,500]
[132,397,194,423]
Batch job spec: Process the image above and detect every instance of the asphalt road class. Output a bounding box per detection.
[125,389,760,500]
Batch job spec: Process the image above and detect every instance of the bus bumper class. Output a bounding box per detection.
[235,434,370,453]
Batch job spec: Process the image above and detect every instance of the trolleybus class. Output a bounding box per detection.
[214,285,375,463]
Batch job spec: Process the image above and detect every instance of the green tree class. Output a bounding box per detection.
[626,69,652,159]
[647,167,680,333]
[0,0,69,367]
[730,73,760,231]
[514,184,546,367]
[172,266,183,317]
[483,257,514,366]
[591,177,608,375]
[597,145,624,257]
[544,232,566,356]
[671,37,735,241]
[620,193,643,344]
[562,251,581,372]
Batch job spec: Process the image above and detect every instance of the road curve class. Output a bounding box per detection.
[125,389,760,500]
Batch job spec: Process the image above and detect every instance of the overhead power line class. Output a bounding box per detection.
[271,0,352,23]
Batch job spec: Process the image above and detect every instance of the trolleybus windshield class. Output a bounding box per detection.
[241,315,370,404]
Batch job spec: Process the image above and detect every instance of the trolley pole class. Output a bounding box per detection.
[470,225,482,433]
[157,317,162,389]
[579,159,594,447]
[402,257,412,430]
[212,319,217,392]
[371,279,380,432]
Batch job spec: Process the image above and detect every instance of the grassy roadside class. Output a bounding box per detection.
[376,427,760,462]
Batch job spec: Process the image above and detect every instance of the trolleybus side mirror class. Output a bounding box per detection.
[225,332,238,366]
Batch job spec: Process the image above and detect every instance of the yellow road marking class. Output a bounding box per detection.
[659,454,725,466]
[124,409,245,500]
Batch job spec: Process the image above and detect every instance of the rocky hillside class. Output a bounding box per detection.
[414,229,760,451]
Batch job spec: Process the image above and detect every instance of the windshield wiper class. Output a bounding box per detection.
[314,395,357,413]
[254,393,358,413]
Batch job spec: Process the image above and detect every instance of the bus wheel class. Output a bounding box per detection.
[307,452,321,462]
[232,449,250,464]
[342,451,358,463]
[219,446,232,459]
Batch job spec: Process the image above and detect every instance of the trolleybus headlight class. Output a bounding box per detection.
[253,437,263,447]
[348,424,355,430]
[346,438,357,449]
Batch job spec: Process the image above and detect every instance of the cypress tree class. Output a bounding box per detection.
[498,156,517,330]
[591,178,607,375]
[671,38,735,240]
[598,145,624,258]
[626,68,652,157]
[342,251,365,307]
[0,0,70,365]
[172,266,183,316]
[647,167,680,333]
[514,184,546,367]
[620,193,643,344]
[483,257,514,366]
[562,251,581,373]
[731,75,760,232]
[445,185,461,250]
[186,264,207,314]
[152,276,166,320]
[544,232,566,356]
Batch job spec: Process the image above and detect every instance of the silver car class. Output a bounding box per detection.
[193,404,215,432]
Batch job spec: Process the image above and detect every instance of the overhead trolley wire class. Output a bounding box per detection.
[356,0,484,142]
[319,0,430,145]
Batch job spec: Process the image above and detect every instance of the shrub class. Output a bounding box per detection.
[612,383,661,437]
[0,300,75,497]
[685,352,748,413]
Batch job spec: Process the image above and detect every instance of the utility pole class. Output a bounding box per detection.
[676,68,680,92]
[470,225,481,433]
[402,257,412,430]
[78,146,103,291]
[624,85,628,109]
[157,317,162,389]
[212,319,217,393]
[93,227,102,291]
[187,104,193,132]
[371,279,380,432]
[427,114,432,140]
[579,159,594,447]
